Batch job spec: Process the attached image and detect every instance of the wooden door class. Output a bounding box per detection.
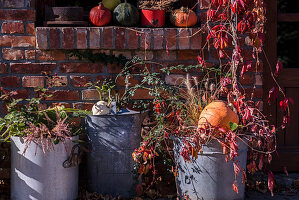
[264,0,299,171]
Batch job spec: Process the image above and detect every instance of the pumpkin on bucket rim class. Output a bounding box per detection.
[197,100,239,131]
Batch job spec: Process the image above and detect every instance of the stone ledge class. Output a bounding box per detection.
[36,26,202,50]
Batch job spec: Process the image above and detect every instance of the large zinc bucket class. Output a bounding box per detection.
[11,136,78,200]
[173,138,248,200]
[85,113,144,198]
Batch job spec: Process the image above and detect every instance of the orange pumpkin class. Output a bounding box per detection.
[197,100,239,131]
[89,3,112,27]
[170,7,198,27]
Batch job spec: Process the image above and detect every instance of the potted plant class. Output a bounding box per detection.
[84,78,146,198]
[0,85,89,200]
[138,0,178,27]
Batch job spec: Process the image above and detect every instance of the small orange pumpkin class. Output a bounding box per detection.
[170,7,198,27]
[197,100,239,131]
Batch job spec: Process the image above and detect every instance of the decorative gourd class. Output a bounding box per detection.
[92,101,111,115]
[197,100,239,131]
[170,7,198,27]
[113,2,139,26]
[89,3,112,26]
[102,0,121,11]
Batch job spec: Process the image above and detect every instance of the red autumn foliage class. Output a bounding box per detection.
[268,171,275,196]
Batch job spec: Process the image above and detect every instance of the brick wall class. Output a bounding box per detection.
[0,0,263,196]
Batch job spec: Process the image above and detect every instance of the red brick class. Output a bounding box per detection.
[0,9,35,20]
[178,50,198,61]
[244,88,263,99]
[43,90,79,101]
[135,51,154,60]
[49,28,61,49]
[0,35,12,47]
[73,102,94,110]
[102,27,113,49]
[89,28,100,49]
[255,74,262,86]
[6,89,30,99]
[0,76,20,87]
[116,76,139,86]
[11,36,35,47]
[0,63,8,73]
[165,75,185,85]
[155,51,177,61]
[2,0,25,8]
[36,50,66,61]
[62,28,74,49]
[0,36,35,47]
[129,63,151,74]
[130,89,154,100]
[70,76,91,87]
[76,28,87,49]
[22,76,44,87]
[140,29,152,50]
[25,50,35,59]
[82,89,99,100]
[165,28,177,50]
[2,48,24,60]
[115,27,126,49]
[47,76,68,87]
[127,29,139,49]
[152,28,164,50]
[11,63,56,74]
[2,22,24,34]
[190,28,202,49]
[36,28,48,49]
[107,62,123,74]
[239,73,254,85]
[59,63,104,73]
[178,28,190,50]
[26,23,35,35]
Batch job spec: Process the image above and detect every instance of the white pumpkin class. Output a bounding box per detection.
[92,101,111,115]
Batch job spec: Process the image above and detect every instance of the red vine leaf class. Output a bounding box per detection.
[242,168,247,184]
[268,171,275,197]
[279,97,293,111]
[283,166,288,176]
[274,60,283,77]
[267,86,279,104]
[233,181,239,194]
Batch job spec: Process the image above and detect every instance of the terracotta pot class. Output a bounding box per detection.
[141,9,165,27]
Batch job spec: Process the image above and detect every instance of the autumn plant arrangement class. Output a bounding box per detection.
[0,75,88,154]
[0,75,90,199]
[118,0,293,199]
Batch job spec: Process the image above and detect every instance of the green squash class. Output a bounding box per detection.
[102,0,121,11]
[113,2,139,26]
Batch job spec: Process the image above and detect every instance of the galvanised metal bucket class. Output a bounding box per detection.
[11,136,78,200]
[85,113,144,198]
[173,138,248,200]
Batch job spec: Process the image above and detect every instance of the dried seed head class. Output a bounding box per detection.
[209,83,216,91]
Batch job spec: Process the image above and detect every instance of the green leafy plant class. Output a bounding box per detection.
[0,84,89,154]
